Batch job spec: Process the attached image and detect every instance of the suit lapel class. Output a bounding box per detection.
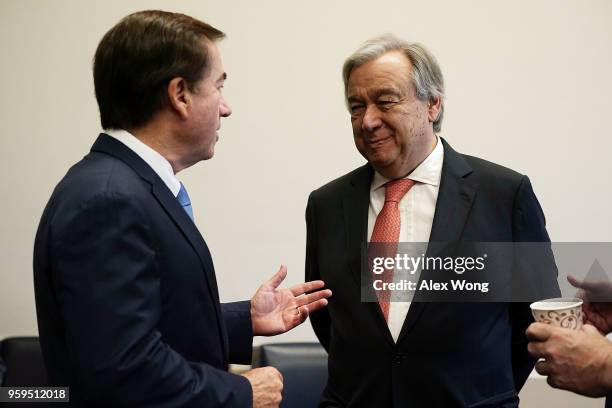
[343,165,396,346]
[397,138,477,344]
[91,133,229,362]
[151,181,222,305]
[427,139,477,244]
[344,165,371,288]
[150,181,229,362]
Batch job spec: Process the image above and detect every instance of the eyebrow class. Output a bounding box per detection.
[347,95,362,104]
[347,87,402,104]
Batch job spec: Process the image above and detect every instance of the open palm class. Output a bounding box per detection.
[251,265,332,336]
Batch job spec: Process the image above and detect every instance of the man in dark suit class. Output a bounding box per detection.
[33,10,330,407]
[306,35,558,407]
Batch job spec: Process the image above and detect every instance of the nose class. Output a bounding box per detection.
[362,105,382,132]
[220,97,232,118]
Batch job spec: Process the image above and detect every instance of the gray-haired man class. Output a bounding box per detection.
[306,35,557,407]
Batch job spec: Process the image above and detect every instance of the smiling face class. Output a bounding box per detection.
[347,50,439,179]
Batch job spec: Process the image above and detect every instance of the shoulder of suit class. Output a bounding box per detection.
[461,153,526,184]
[52,151,150,207]
[309,164,369,200]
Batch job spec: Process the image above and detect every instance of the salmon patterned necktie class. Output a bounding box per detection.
[370,178,416,321]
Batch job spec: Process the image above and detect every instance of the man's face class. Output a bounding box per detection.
[347,51,437,178]
[184,42,232,162]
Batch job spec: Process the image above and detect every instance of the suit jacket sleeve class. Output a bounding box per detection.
[51,191,252,407]
[221,301,253,364]
[306,192,332,352]
[510,176,560,390]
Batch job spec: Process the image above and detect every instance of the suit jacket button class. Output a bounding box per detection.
[394,354,403,365]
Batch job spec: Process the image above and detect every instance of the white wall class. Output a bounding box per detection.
[1,1,611,404]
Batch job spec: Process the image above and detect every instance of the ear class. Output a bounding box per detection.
[167,77,190,120]
[427,95,442,124]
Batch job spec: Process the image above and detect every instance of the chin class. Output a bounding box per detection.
[366,151,394,166]
[199,143,216,160]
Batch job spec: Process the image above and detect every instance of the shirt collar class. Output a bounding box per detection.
[371,135,444,191]
[104,129,182,197]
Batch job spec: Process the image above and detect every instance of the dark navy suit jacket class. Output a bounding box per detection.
[306,139,560,407]
[34,134,253,407]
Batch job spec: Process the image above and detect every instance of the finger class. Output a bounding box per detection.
[304,298,329,314]
[264,366,282,382]
[527,341,546,358]
[535,360,552,376]
[295,289,332,307]
[582,323,603,336]
[546,375,560,389]
[526,322,554,342]
[286,306,309,329]
[289,280,326,296]
[276,368,283,383]
[584,312,608,333]
[267,264,288,288]
[567,275,584,289]
[568,276,609,294]
[298,305,309,321]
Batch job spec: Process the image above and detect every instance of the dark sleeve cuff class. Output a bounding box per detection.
[219,369,253,408]
[222,301,253,364]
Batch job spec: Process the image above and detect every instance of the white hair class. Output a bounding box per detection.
[342,34,445,133]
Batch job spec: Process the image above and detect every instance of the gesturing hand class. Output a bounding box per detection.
[251,265,332,336]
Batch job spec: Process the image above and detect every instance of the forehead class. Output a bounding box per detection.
[347,50,413,96]
[201,41,224,81]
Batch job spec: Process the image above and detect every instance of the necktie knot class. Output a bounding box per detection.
[384,179,415,203]
[177,182,194,222]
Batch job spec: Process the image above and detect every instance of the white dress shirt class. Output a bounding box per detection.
[367,136,444,342]
[104,129,181,197]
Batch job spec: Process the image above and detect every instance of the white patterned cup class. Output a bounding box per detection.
[530,298,584,330]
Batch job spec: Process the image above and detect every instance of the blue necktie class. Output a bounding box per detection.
[176,182,194,222]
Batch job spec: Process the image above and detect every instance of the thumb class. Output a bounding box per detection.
[567,275,583,288]
[568,275,608,293]
[267,264,287,288]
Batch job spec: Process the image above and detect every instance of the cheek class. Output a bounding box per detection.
[393,109,423,136]
[351,119,363,138]
[352,130,367,152]
[353,133,364,149]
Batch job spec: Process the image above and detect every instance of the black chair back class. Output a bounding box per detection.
[0,337,46,387]
[255,342,327,408]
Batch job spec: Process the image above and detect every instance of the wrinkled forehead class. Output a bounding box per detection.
[347,51,414,99]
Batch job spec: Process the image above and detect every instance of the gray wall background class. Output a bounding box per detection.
[1,1,611,405]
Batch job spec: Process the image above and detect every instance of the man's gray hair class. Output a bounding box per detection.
[342,34,445,133]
